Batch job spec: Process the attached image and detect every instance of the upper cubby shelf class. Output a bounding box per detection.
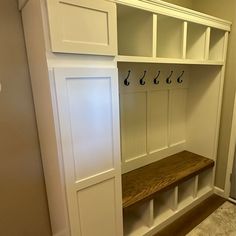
[156,15,184,59]
[117,5,153,57]
[116,1,230,65]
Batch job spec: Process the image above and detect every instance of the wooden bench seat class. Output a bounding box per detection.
[122,151,214,208]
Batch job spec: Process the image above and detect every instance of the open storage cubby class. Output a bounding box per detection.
[197,169,213,197]
[178,177,195,209]
[154,188,176,225]
[186,22,207,60]
[117,4,153,57]
[209,28,225,61]
[156,15,185,59]
[123,201,151,236]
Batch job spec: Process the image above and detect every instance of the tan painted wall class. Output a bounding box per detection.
[192,0,236,189]
[0,0,51,235]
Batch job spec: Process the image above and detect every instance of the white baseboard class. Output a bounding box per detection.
[229,197,236,204]
[214,186,225,198]
[53,229,69,236]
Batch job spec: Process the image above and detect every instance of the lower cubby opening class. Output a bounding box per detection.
[123,201,151,236]
[197,169,213,197]
[154,188,176,224]
[178,177,195,209]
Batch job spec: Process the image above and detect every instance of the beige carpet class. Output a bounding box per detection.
[187,201,236,236]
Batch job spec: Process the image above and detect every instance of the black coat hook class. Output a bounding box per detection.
[154,71,160,85]
[166,71,173,84]
[177,71,184,83]
[139,70,147,85]
[124,70,131,86]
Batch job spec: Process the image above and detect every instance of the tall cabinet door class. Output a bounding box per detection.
[53,67,123,236]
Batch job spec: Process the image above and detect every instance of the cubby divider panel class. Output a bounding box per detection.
[156,15,185,59]
[186,23,207,60]
[209,28,225,61]
[198,169,213,197]
[117,5,153,57]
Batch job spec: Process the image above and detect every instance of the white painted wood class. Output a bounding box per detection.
[169,89,187,147]
[178,178,195,209]
[211,32,229,173]
[156,15,184,59]
[152,14,157,58]
[116,56,224,65]
[46,0,117,55]
[144,189,214,236]
[186,66,222,159]
[154,189,176,225]
[120,92,147,163]
[148,90,168,153]
[77,178,118,236]
[119,64,188,173]
[204,27,211,60]
[225,90,236,198]
[53,67,122,236]
[111,0,231,31]
[194,176,198,198]
[60,73,114,181]
[214,186,225,198]
[117,4,153,57]
[197,169,213,197]
[21,1,70,235]
[123,201,152,236]
[148,200,154,228]
[21,1,232,236]
[209,28,226,61]
[182,21,188,59]
[186,22,207,60]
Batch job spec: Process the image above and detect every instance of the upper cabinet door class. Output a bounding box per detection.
[46,0,117,55]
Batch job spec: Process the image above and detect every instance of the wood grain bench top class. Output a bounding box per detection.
[122,151,214,208]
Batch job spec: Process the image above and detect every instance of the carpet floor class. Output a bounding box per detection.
[187,201,236,236]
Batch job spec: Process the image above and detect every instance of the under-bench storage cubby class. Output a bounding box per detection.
[153,188,176,225]
[177,177,195,209]
[197,169,213,197]
[123,201,152,236]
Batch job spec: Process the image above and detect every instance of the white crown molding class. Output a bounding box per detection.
[111,0,231,31]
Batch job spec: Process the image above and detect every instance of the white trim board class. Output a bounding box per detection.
[214,186,225,198]
[225,93,236,198]
[111,0,231,31]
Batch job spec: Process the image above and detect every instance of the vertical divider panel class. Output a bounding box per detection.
[148,200,154,228]
[182,21,188,59]
[174,186,178,211]
[205,27,211,60]
[152,14,157,58]
[194,176,199,198]
[223,32,229,61]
